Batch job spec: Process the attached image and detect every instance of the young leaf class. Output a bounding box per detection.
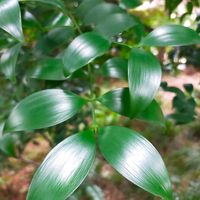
[63,32,110,75]
[120,0,142,8]
[128,48,161,116]
[101,57,128,80]
[0,0,24,42]
[98,88,164,124]
[27,130,96,200]
[98,126,173,200]
[0,134,16,157]
[28,58,67,81]
[4,89,86,132]
[140,24,200,46]
[0,43,21,81]
[34,26,74,55]
[95,13,138,39]
[83,3,124,25]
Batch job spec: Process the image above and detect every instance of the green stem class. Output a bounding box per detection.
[68,12,82,34]
[112,41,132,48]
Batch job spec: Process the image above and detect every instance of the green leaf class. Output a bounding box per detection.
[63,32,110,75]
[98,126,173,200]
[140,24,200,46]
[0,0,24,41]
[120,0,142,8]
[27,130,96,200]
[95,13,138,39]
[83,3,124,25]
[0,134,16,157]
[24,0,66,12]
[35,26,74,55]
[23,10,42,29]
[4,89,86,132]
[28,58,67,81]
[101,57,127,80]
[0,43,21,81]
[128,48,161,116]
[76,0,103,18]
[98,88,164,124]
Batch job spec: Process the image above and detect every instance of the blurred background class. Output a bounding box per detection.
[0,0,200,199]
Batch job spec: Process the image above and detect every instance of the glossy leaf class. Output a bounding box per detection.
[140,24,200,46]
[27,130,96,200]
[35,26,74,55]
[28,58,67,80]
[101,57,127,80]
[98,88,164,124]
[98,126,173,199]
[96,13,138,39]
[0,0,24,41]
[0,43,21,81]
[120,0,142,8]
[0,134,16,157]
[63,32,110,75]
[76,0,103,18]
[128,48,161,116]
[24,0,66,12]
[4,89,86,132]
[83,3,124,25]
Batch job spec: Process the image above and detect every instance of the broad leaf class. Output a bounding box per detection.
[24,0,66,12]
[120,0,142,8]
[0,134,16,157]
[140,24,200,46]
[98,126,173,199]
[27,130,96,200]
[23,10,42,29]
[76,0,103,18]
[0,0,24,41]
[101,57,128,80]
[35,26,74,55]
[128,48,161,116]
[98,88,164,124]
[63,32,110,75]
[96,13,138,39]
[28,58,67,80]
[83,3,124,25]
[4,89,86,132]
[0,43,21,81]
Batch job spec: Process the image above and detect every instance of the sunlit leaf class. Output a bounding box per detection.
[98,126,173,199]
[140,24,200,46]
[96,13,138,39]
[4,89,86,132]
[128,48,161,116]
[98,88,164,124]
[28,58,67,80]
[0,0,24,41]
[27,130,96,200]
[0,43,21,81]
[101,57,127,80]
[63,32,110,75]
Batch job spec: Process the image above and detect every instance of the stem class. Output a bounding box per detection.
[68,12,82,34]
[112,41,132,48]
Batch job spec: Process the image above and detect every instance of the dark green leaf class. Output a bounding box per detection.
[83,3,124,25]
[63,32,110,75]
[24,0,66,12]
[120,0,142,8]
[98,126,173,200]
[28,58,67,80]
[35,26,74,55]
[0,134,16,157]
[23,10,42,29]
[76,0,103,18]
[165,0,182,15]
[0,0,24,41]
[27,130,96,200]
[128,48,161,116]
[101,57,127,80]
[95,13,138,39]
[4,89,86,132]
[0,43,21,81]
[98,88,164,124]
[140,24,200,46]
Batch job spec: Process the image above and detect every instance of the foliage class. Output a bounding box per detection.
[0,0,200,200]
